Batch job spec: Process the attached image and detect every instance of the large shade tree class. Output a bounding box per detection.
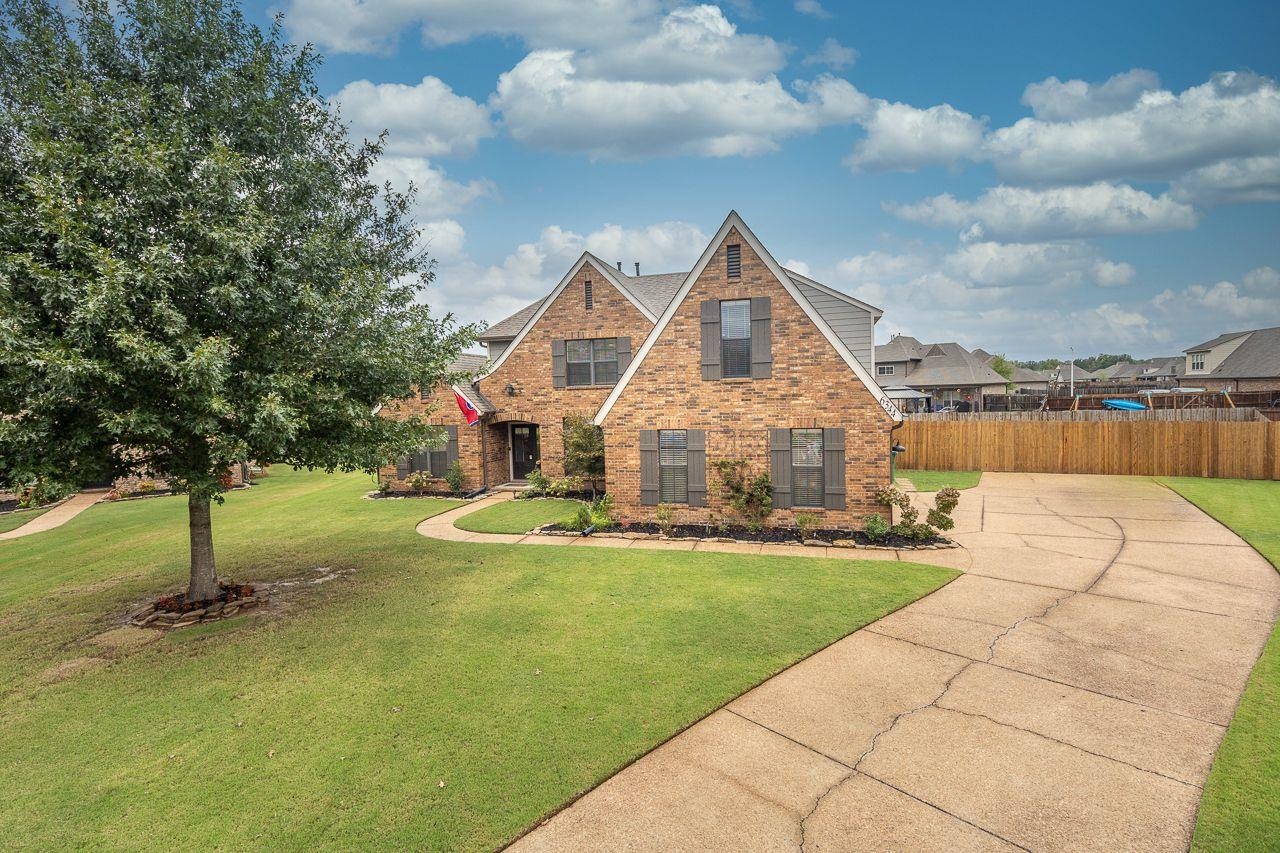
[0,0,475,600]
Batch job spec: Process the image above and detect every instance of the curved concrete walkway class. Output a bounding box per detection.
[505,473,1280,853]
[417,492,949,563]
[0,492,103,541]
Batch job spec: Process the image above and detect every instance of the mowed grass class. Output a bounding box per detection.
[453,497,584,534]
[1161,477,1280,852]
[0,505,52,534]
[0,468,955,851]
[899,469,982,491]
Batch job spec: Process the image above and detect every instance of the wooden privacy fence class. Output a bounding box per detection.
[897,418,1280,480]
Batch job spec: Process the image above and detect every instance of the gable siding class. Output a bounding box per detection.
[486,340,510,362]
[600,227,894,527]
[476,264,655,481]
[797,282,875,371]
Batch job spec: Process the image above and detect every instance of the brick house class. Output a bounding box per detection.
[382,211,902,526]
[1179,326,1280,392]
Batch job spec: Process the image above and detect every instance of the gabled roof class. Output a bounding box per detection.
[893,342,1008,388]
[784,269,884,318]
[613,271,688,316]
[1201,326,1280,378]
[1186,330,1252,352]
[1009,365,1051,383]
[970,348,992,361]
[594,211,902,425]
[448,352,489,376]
[875,335,926,363]
[480,299,545,341]
[476,253,658,381]
[1106,357,1184,379]
[1052,363,1099,381]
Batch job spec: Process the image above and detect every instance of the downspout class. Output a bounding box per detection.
[480,415,489,488]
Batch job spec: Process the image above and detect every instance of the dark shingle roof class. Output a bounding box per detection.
[617,272,688,316]
[1186,330,1251,352]
[478,298,546,341]
[874,335,926,363]
[1205,327,1280,379]
[448,353,489,376]
[893,342,1008,388]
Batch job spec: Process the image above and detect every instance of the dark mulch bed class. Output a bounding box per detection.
[0,497,65,514]
[542,521,950,548]
[155,582,256,614]
[515,490,599,502]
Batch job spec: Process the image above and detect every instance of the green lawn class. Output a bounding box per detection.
[0,468,955,851]
[453,497,584,534]
[899,469,982,491]
[0,505,52,534]
[1160,477,1280,852]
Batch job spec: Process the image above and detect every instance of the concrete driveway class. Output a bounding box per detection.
[509,473,1280,852]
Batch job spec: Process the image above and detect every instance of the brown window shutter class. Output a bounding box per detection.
[770,428,792,509]
[823,428,846,509]
[750,296,771,379]
[412,448,432,472]
[700,300,721,381]
[446,425,460,470]
[639,430,659,505]
[395,457,410,479]
[687,429,707,507]
[616,336,632,374]
[551,339,566,388]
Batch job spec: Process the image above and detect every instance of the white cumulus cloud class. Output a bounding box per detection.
[334,76,494,157]
[368,156,495,218]
[1170,154,1280,205]
[886,182,1198,242]
[493,51,869,158]
[987,71,1280,184]
[803,38,857,71]
[845,101,986,172]
[1020,69,1161,122]
[794,0,831,19]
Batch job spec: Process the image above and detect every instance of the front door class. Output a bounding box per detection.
[510,424,540,481]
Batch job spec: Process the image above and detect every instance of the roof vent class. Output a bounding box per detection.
[616,261,622,271]
[634,262,640,276]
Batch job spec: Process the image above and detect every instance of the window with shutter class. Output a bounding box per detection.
[726,244,741,278]
[565,338,619,386]
[584,279,593,310]
[429,449,448,477]
[659,430,688,504]
[720,299,751,378]
[791,429,824,508]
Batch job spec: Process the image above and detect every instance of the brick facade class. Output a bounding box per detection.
[476,262,655,482]
[1190,378,1280,393]
[599,228,896,529]
[376,384,484,493]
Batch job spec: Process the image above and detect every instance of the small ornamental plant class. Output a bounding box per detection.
[655,504,676,538]
[444,460,465,496]
[862,513,891,542]
[136,480,157,494]
[524,469,551,497]
[714,459,772,532]
[794,513,820,541]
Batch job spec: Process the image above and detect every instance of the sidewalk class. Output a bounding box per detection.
[0,492,103,541]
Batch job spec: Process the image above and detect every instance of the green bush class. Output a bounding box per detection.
[588,494,616,529]
[444,461,465,496]
[794,512,820,541]
[927,486,960,532]
[862,513,891,542]
[714,459,772,532]
[406,471,431,493]
[655,504,675,537]
[875,485,934,541]
[547,475,582,497]
[15,478,73,509]
[565,504,593,532]
[524,469,550,497]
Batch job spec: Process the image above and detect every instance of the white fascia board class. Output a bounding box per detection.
[595,211,903,425]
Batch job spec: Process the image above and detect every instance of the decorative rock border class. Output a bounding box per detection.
[527,525,960,551]
[128,591,269,629]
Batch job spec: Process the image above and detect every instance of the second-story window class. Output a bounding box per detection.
[584,279,593,310]
[566,338,618,386]
[1190,353,1205,371]
[877,364,894,376]
[720,299,751,378]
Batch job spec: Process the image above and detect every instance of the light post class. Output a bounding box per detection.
[1068,346,1075,397]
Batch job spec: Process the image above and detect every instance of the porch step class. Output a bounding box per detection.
[493,482,530,493]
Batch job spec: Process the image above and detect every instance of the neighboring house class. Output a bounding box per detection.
[873,336,1007,410]
[381,211,900,526]
[1050,363,1100,386]
[1181,327,1280,392]
[595,212,899,526]
[1006,365,1052,393]
[1102,358,1184,383]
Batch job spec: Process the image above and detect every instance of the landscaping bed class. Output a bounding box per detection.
[536,521,958,550]
[128,581,267,629]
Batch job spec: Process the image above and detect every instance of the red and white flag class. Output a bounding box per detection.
[455,390,480,426]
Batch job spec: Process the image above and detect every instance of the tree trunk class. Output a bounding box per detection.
[187,493,219,602]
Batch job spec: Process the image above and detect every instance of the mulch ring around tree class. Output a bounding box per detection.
[535,522,958,550]
[125,565,358,630]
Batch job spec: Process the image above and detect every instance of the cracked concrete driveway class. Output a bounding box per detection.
[508,473,1280,853]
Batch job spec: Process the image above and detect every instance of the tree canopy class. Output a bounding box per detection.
[0,0,475,598]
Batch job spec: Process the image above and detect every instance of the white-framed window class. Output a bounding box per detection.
[566,338,618,386]
[1190,353,1205,371]
[720,299,751,378]
[877,364,894,376]
[791,429,824,508]
[659,430,688,504]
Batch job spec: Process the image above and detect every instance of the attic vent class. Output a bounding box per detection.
[584,279,593,310]
[726,244,741,279]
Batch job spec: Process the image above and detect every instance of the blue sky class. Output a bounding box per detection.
[251,0,1279,358]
